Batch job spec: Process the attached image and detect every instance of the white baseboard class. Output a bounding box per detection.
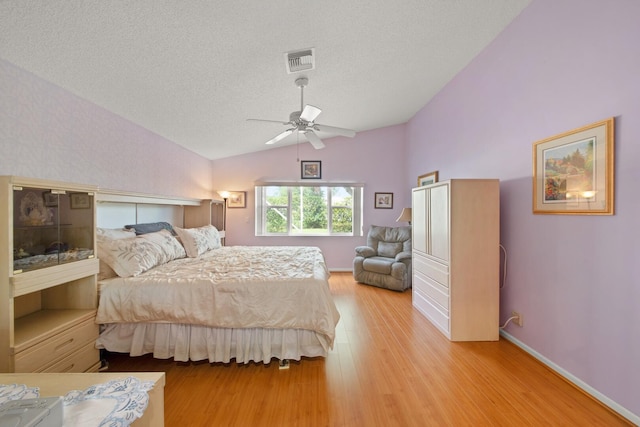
[500,330,639,425]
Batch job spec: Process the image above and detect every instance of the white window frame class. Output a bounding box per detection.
[255,182,363,237]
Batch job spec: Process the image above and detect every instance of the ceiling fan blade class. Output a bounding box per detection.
[312,123,356,138]
[303,130,326,149]
[300,105,322,123]
[247,118,291,125]
[266,129,294,145]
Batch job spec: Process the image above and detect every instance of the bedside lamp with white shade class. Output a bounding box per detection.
[396,207,412,225]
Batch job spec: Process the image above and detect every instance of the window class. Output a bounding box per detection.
[255,183,363,236]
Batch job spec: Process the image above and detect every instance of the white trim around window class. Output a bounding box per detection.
[255,182,363,237]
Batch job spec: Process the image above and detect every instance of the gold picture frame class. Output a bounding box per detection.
[417,170,438,187]
[533,117,614,215]
[227,191,246,208]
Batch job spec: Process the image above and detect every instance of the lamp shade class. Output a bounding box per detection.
[396,207,412,223]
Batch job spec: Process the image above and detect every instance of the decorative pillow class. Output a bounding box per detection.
[98,230,185,278]
[378,241,403,258]
[140,229,186,262]
[96,228,137,280]
[124,221,176,236]
[97,236,166,278]
[174,225,221,258]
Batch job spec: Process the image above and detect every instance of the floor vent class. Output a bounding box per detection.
[285,48,315,74]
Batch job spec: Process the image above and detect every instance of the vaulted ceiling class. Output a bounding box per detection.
[0,1,531,160]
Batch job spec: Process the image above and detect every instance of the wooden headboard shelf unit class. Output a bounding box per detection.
[96,189,207,229]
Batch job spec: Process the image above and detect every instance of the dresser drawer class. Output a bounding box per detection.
[41,341,100,373]
[414,271,449,311]
[413,289,450,335]
[413,255,449,287]
[15,317,98,372]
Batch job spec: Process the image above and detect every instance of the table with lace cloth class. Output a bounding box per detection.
[0,372,165,427]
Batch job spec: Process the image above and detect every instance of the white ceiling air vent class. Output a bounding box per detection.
[285,48,315,74]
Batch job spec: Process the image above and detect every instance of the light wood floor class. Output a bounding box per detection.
[105,272,631,426]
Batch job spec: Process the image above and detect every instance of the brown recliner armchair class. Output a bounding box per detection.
[353,225,412,291]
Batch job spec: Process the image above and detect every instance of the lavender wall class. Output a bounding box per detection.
[406,0,639,419]
[0,60,213,198]
[211,124,408,269]
[2,0,637,418]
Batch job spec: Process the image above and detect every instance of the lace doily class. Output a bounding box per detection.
[0,383,39,403]
[0,376,154,427]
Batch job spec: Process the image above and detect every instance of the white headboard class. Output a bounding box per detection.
[96,189,201,229]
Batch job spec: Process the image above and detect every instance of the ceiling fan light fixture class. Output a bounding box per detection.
[285,48,315,74]
[300,104,322,122]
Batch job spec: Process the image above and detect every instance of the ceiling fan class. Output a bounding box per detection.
[247,77,356,149]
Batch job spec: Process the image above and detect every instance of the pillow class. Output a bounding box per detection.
[96,227,136,241]
[124,221,176,236]
[378,241,403,258]
[174,225,221,258]
[98,261,118,281]
[98,230,185,277]
[96,228,137,280]
[140,229,186,262]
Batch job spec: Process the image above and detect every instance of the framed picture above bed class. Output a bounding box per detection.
[227,191,246,208]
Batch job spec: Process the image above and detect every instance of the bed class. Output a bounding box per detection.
[94,222,340,365]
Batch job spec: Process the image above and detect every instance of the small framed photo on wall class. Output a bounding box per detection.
[374,192,393,209]
[227,191,246,208]
[301,161,322,179]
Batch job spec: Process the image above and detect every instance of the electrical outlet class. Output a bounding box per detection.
[512,311,523,327]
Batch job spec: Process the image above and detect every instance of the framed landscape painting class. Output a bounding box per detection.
[417,171,438,187]
[533,117,614,215]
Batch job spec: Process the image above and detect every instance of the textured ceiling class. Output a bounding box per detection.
[0,1,531,160]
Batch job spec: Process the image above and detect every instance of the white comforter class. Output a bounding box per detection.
[96,246,340,345]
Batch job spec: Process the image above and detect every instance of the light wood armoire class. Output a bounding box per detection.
[411,179,500,341]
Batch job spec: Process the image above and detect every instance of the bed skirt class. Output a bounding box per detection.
[96,323,330,364]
